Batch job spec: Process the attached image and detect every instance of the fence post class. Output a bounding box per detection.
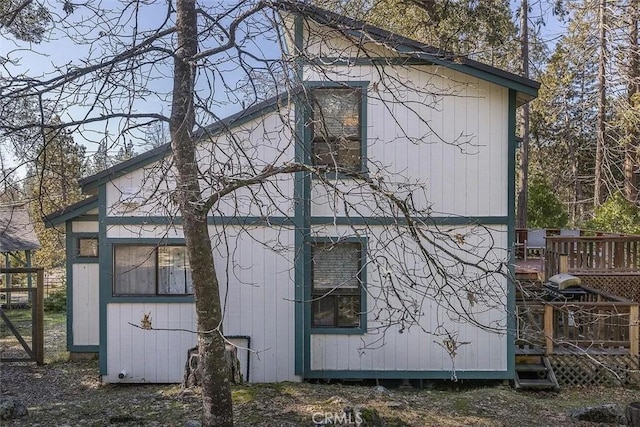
[559,254,568,275]
[35,268,44,365]
[630,305,639,356]
[544,304,554,355]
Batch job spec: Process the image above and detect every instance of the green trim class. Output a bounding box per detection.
[102,215,507,227]
[294,11,306,377]
[310,216,509,226]
[506,89,517,379]
[69,345,99,353]
[45,197,99,226]
[308,56,538,99]
[98,185,108,375]
[303,369,512,380]
[304,81,369,176]
[66,222,74,350]
[308,236,368,335]
[104,216,294,226]
[105,238,186,245]
[69,232,100,263]
[81,93,295,193]
[109,296,195,304]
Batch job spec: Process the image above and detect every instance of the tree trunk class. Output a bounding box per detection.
[595,0,607,207]
[625,0,639,203]
[516,0,529,228]
[170,1,233,426]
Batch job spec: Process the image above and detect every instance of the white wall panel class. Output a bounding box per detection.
[72,221,99,233]
[105,303,197,383]
[71,264,99,346]
[309,224,509,373]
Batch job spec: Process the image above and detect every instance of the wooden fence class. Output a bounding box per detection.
[0,267,44,364]
[516,286,639,356]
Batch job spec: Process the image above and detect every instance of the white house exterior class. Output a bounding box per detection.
[45,2,539,384]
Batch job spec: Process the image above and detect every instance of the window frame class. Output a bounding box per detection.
[306,82,368,176]
[76,237,99,258]
[112,244,194,297]
[309,238,367,334]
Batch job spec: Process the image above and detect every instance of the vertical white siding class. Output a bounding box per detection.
[105,303,197,383]
[309,225,509,373]
[213,226,298,383]
[305,65,509,219]
[72,264,99,346]
[72,221,99,233]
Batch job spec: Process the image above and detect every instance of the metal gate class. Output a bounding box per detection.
[0,267,44,365]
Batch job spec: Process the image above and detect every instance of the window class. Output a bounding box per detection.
[113,245,193,296]
[311,242,362,328]
[78,238,98,257]
[311,88,362,172]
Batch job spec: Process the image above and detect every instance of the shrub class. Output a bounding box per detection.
[44,287,66,312]
[527,175,569,228]
[588,191,640,234]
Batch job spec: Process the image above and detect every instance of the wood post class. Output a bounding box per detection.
[630,305,639,356]
[559,254,568,274]
[35,268,44,365]
[544,304,554,355]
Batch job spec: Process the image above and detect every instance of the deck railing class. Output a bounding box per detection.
[546,235,640,276]
[516,286,640,355]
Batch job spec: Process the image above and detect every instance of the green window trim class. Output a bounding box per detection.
[309,236,368,335]
[112,244,194,297]
[304,81,369,178]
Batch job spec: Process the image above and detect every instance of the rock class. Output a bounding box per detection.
[354,406,383,427]
[325,395,349,405]
[386,400,405,409]
[370,385,390,396]
[0,397,28,420]
[184,420,202,427]
[569,404,625,424]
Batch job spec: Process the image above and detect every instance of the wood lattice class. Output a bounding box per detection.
[549,354,640,387]
[576,275,640,302]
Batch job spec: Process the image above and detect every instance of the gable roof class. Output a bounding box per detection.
[79,91,293,193]
[43,195,99,226]
[275,1,539,102]
[0,204,41,253]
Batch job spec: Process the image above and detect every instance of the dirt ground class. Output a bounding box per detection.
[2,313,640,426]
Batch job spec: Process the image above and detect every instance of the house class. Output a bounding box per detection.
[44,2,539,384]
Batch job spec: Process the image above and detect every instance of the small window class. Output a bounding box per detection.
[311,242,362,328]
[311,88,362,172]
[113,245,193,296]
[78,238,99,257]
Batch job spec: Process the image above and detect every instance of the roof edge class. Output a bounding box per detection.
[43,195,99,226]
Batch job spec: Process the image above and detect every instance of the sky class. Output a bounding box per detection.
[1,0,567,178]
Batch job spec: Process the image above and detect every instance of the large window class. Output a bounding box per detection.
[311,242,362,328]
[311,88,363,172]
[113,245,193,296]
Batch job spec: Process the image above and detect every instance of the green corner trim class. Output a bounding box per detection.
[65,222,74,350]
[303,369,512,380]
[506,89,517,378]
[98,184,109,375]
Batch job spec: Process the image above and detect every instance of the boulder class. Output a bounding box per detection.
[569,404,625,424]
[0,397,28,420]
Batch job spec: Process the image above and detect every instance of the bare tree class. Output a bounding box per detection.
[0,1,528,425]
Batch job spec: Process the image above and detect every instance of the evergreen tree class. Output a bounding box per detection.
[27,121,85,269]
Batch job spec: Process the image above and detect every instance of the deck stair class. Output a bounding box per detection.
[514,356,559,390]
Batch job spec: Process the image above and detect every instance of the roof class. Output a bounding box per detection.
[79,91,294,192]
[77,1,538,193]
[0,204,41,253]
[275,1,539,99]
[43,195,99,226]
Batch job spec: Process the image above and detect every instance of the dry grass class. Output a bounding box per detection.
[2,312,640,425]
